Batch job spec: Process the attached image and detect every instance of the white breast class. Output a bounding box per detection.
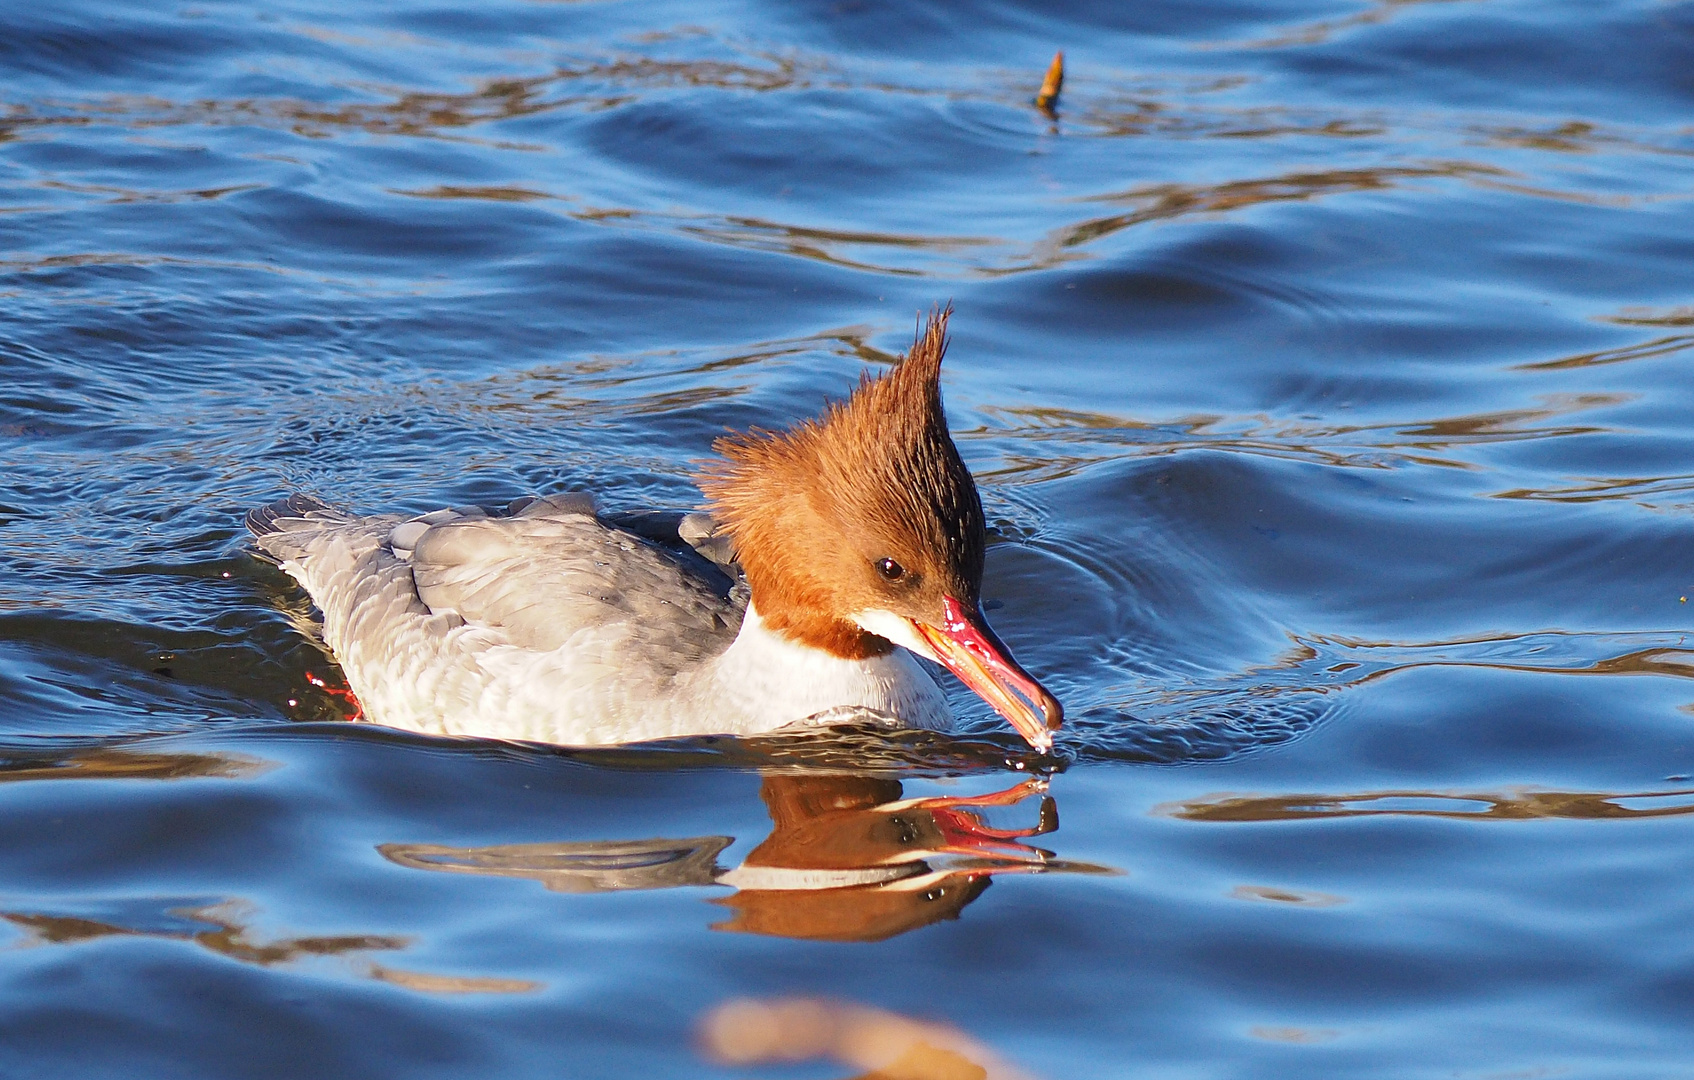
[689,604,950,735]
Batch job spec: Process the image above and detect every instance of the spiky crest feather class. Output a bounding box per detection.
[696,305,986,658]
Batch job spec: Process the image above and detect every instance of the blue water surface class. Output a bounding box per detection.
[4,1,1694,1076]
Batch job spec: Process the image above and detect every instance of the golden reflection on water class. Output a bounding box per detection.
[1231,884,1347,907]
[1056,162,1503,249]
[1073,91,1386,141]
[366,966,539,995]
[5,900,402,965]
[382,776,1114,943]
[34,178,261,205]
[1,899,538,995]
[1162,785,1694,822]
[1491,473,1694,508]
[1602,305,1694,327]
[1515,333,1694,371]
[395,179,1005,269]
[0,745,271,783]
[1266,632,1694,692]
[473,323,891,399]
[391,182,1020,277]
[699,996,1038,1080]
[0,251,291,278]
[1474,119,1694,160]
[1206,0,1472,51]
[467,324,900,420]
[968,393,1627,482]
[1249,1025,1342,1044]
[393,183,555,203]
[3,53,810,145]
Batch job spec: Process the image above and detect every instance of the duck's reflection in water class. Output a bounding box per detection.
[699,995,1040,1080]
[715,777,1067,942]
[382,776,1114,942]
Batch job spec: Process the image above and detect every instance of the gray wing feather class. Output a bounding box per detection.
[248,493,741,670]
[408,504,736,657]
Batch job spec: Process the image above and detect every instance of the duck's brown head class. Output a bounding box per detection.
[696,306,1062,751]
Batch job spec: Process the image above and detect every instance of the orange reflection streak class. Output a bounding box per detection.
[1206,0,1481,51]
[1251,1025,1342,1044]
[1602,305,1694,327]
[0,252,292,279]
[367,966,540,995]
[1232,884,1347,907]
[699,997,1040,1080]
[967,393,1625,482]
[1073,630,1694,744]
[1491,473,1694,506]
[1162,785,1694,823]
[506,323,897,395]
[1,900,537,994]
[33,178,262,204]
[391,184,554,202]
[5,54,810,145]
[1474,119,1694,160]
[1064,162,1505,244]
[392,173,1006,275]
[0,746,271,784]
[1264,633,1694,693]
[1515,333,1694,371]
[3,901,405,965]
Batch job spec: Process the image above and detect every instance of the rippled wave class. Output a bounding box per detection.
[6,1,1694,1074]
[1165,784,1694,822]
[7,25,1689,283]
[969,393,1630,480]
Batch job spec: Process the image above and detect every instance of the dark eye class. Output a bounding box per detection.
[875,557,905,581]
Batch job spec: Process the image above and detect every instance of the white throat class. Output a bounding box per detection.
[702,602,950,734]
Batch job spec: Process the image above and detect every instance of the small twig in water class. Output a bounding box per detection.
[1035,50,1064,116]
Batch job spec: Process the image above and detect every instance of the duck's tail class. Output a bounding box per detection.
[245,494,360,564]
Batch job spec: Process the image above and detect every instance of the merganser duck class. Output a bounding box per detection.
[247,307,1062,750]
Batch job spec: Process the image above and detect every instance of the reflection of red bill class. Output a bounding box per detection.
[930,804,1057,862]
[305,670,363,721]
[911,596,1062,753]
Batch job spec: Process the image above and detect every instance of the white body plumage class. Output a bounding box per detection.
[252,494,949,745]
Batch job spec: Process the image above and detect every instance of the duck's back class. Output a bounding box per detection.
[248,493,746,743]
